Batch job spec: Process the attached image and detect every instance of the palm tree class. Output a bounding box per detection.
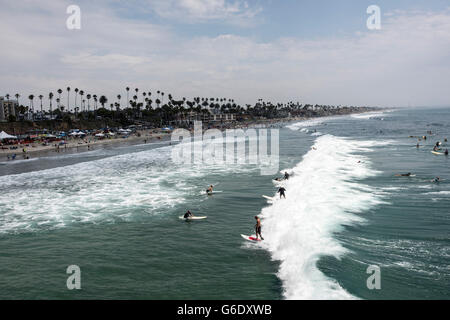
[86,94,91,112]
[5,94,10,100]
[74,88,79,111]
[126,87,130,108]
[93,95,98,111]
[99,95,108,108]
[132,95,139,118]
[28,94,34,120]
[15,93,20,105]
[49,92,54,118]
[79,90,84,112]
[38,95,44,117]
[117,94,121,109]
[67,87,71,111]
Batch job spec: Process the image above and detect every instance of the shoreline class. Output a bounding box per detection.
[0,111,373,162]
[0,131,172,161]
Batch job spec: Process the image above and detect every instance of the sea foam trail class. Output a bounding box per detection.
[286,116,339,130]
[261,135,388,300]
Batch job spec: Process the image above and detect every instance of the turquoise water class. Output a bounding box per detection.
[0,107,448,299]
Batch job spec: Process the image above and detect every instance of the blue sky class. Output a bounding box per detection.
[1,0,450,108]
[114,0,450,39]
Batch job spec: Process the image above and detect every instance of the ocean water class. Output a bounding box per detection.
[0,107,448,300]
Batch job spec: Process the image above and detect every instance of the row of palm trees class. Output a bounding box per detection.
[4,87,373,124]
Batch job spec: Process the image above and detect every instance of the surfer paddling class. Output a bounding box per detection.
[395,173,412,177]
[255,216,264,241]
[184,210,194,219]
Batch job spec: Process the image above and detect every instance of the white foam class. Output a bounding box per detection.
[0,142,259,234]
[350,110,392,120]
[286,115,342,131]
[260,135,386,300]
[426,191,450,196]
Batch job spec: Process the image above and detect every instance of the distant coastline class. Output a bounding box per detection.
[0,107,378,162]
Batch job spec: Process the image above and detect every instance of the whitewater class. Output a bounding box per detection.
[260,134,389,299]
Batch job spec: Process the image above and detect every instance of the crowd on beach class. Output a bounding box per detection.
[0,116,308,162]
[0,125,174,161]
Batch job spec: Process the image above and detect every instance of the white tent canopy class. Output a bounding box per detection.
[70,132,85,136]
[0,131,17,140]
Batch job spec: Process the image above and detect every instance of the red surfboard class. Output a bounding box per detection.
[241,234,262,242]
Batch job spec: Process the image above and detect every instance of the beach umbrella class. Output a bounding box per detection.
[0,131,18,140]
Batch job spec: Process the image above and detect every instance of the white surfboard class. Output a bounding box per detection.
[262,195,273,200]
[206,190,223,195]
[179,216,207,221]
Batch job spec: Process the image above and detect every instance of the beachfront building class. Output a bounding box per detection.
[174,111,236,126]
[210,113,235,122]
[0,97,19,122]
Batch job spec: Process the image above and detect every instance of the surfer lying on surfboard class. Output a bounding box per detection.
[395,173,413,177]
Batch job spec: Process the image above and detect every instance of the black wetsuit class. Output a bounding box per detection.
[284,173,290,180]
[278,187,286,198]
[184,211,192,219]
[255,222,264,240]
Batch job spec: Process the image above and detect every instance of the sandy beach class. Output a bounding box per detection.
[0,130,172,161]
[0,117,311,162]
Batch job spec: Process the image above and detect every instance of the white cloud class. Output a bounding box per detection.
[147,0,262,24]
[0,2,449,108]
